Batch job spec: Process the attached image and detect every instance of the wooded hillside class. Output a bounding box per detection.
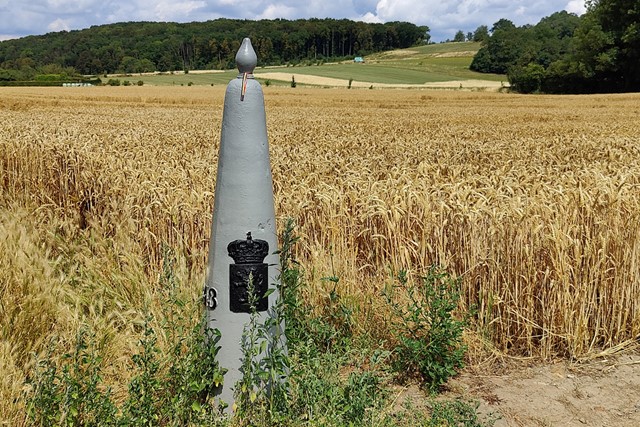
[0,19,429,76]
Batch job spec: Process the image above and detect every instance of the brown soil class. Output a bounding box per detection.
[433,51,480,58]
[396,351,640,426]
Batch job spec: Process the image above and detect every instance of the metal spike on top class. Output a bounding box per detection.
[236,38,257,76]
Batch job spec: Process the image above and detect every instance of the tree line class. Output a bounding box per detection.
[0,18,429,79]
[469,0,639,93]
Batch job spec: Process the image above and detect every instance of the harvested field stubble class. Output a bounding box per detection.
[1,87,640,415]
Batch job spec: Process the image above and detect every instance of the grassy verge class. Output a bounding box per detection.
[13,211,496,426]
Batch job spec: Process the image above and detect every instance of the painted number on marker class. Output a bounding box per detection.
[204,286,218,310]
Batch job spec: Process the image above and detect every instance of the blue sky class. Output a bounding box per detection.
[0,0,587,42]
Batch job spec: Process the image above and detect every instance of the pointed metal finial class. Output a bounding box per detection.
[236,38,257,75]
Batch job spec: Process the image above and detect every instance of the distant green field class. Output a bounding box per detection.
[359,41,503,82]
[131,42,504,87]
[256,63,461,84]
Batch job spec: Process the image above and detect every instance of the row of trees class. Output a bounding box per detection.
[450,27,490,43]
[470,0,639,93]
[0,62,90,86]
[0,18,429,76]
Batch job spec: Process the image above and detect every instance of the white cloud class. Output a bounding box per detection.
[45,0,98,11]
[47,18,71,32]
[565,0,586,15]
[359,11,382,23]
[257,3,297,20]
[153,1,207,21]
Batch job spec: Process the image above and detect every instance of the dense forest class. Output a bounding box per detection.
[471,0,639,93]
[0,18,428,80]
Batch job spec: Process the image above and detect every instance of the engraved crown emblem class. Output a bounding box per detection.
[227,232,269,264]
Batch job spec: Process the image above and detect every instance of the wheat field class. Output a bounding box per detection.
[1,85,639,422]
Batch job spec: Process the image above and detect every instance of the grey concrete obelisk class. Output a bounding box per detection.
[204,38,280,409]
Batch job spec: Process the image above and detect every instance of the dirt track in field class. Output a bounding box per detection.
[255,72,505,90]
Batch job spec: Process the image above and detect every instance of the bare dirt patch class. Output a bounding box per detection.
[383,350,640,426]
[434,50,479,58]
[374,49,420,58]
[444,352,640,426]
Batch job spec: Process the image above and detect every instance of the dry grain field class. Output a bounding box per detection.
[1,86,639,423]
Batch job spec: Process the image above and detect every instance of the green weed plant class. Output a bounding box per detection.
[25,227,492,427]
[384,266,467,393]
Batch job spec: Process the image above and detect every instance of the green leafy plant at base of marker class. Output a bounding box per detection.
[231,220,494,426]
[24,228,493,427]
[234,219,293,423]
[384,266,468,393]
[235,270,289,423]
